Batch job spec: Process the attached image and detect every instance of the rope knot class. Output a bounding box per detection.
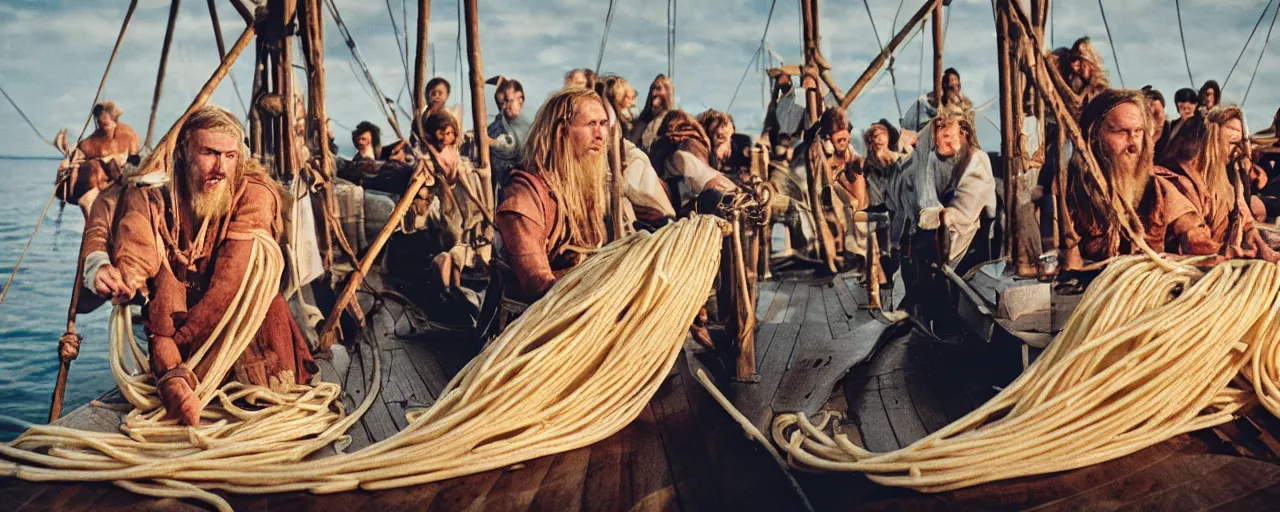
[58,331,83,362]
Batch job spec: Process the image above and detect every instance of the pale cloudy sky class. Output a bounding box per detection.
[0,0,1277,158]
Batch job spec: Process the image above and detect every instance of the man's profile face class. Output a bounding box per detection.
[829,129,852,155]
[569,100,608,159]
[1100,103,1145,167]
[1148,99,1166,127]
[96,112,117,132]
[714,122,735,161]
[1177,101,1196,119]
[1223,118,1244,152]
[429,84,449,110]
[353,131,373,152]
[871,129,889,151]
[933,121,964,158]
[501,90,524,120]
[434,125,457,148]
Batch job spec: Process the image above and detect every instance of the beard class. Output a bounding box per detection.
[552,149,607,248]
[1105,147,1148,206]
[184,165,233,221]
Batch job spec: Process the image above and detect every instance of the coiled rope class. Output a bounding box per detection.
[774,254,1280,492]
[2,215,727,511]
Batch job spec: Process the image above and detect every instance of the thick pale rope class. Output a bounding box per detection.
[773,254,1280,492]
[1,215,727,511]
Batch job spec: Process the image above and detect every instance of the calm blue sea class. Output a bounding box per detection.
[0,159,114,441]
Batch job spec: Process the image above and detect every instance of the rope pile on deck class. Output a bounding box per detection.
[0,215,727,511]
[774,254,1280,492]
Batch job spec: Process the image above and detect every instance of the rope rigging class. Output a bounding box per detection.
[594,0,620,73]
[1241,0,1280,106]
[1224,0,1277,93]
[384,0,413,97]
[726,0,779,112]
[863,0,905,121]
[667,0,677,80]
[1096,0,1124,88]
[0,83,53,147]
[1175,0,1196,86]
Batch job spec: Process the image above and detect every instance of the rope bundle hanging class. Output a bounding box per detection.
[1,215,728,511]
[774,254,1280,492]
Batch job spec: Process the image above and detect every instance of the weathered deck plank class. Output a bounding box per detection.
[729,323,801,432]
[761,281,796,324]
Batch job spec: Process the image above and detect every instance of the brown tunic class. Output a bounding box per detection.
[1064,171,1199,262]
[113,173,313,387]
[495,170,581,303]
[1157,163,1254,254]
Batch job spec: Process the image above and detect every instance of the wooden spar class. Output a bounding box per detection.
[799,0,819,124]
[751,146,772,280]
[932,1,943,104]
[463,0,494,211]
[732,211,758,381]
[230,0,255,25]
[838,0,940,111]
[278,0,299,180]
[997,3,1029,276]
[145,0,182,149]
[299,0,327,166]
[799,0,839,274]
[208,0,227,57]
[413,0,431,117]
[249,41,265,156]
[137,25,257,177]
[319,163,434,350]
[48,241,87,422]
[608,105,625,241]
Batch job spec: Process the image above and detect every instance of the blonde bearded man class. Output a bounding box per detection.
[496,88,613,311]
[106,105,315,426]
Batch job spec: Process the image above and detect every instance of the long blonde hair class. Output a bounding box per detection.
[522,88,608,248]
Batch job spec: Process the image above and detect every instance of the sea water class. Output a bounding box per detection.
[0,159,114,441]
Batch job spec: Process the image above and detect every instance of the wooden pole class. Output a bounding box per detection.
[278,0,298,180]
[230,0,255,25]
[752,146,772,280]
[838,0,941,111]
[145,0,182,149]
[319,163,435,349]
[463,0,494,211]
[413,0,431,117]
[608,106,625,241]
[732,212,758,381]
[932,2,944,105]
[996,3,1019,272]
[249,42,265,156]
[48,245,87,422]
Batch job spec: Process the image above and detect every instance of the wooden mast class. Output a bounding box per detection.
[996,0,1018,272]
[463,0,494,211]
[413,0,431,117]
[800,0,840,275]
[145,0,182,149]
[932,0,944,104]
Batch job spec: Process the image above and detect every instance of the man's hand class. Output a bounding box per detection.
[918,205,945,230]
[58,332,82,362]
[900,130,920,148]
[93,264,134,304]
[159,377,202,426]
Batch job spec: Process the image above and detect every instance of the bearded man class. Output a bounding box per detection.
[57,101,142,215]
[696,109,752,178]
[496,88,612,306]
[110,105,315,426]
[627,74,675,153]
[1158,106,1277,260]
[783,109,865,260]
[1060,90,1202,267]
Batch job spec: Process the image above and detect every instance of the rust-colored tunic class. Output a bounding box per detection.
[1064,172,1199,262]
[113,174,313,387]
[495,170,581,303]
[1158,163,1254,254]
